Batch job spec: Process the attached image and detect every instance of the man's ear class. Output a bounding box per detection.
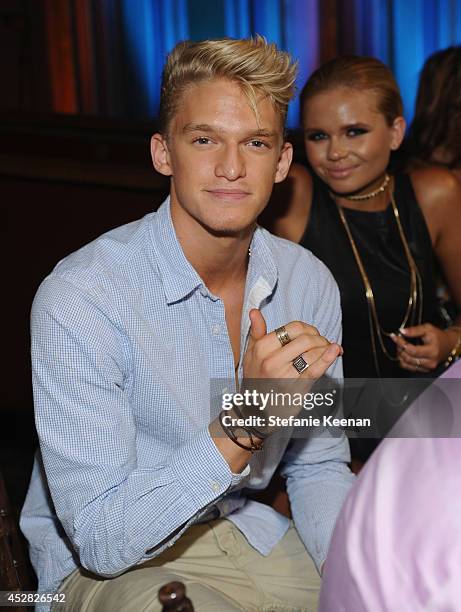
[390,116,406,151]
[274,142,293,183]
[150,133,173,176]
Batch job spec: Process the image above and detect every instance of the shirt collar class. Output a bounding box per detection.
[149,196,278,305]
[246,225,278,307]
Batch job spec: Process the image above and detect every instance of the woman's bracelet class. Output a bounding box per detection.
[218,410,264,454]
[445,326,461,368]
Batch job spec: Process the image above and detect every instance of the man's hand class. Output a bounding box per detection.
[236,309,343,437]
[210,309,343,473]
[243,309,343,380]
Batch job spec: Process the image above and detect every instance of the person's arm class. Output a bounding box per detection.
[32,275,247,577]
[211,307,343,470]
[281,264,355,572]
[268,163,313,242]
[34,272,342,578]
[392,167,461,371]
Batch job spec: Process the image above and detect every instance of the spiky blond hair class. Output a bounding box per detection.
[159,36,298,134]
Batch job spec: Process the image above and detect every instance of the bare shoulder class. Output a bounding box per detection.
[288,161,313,184]
[268,163,313,243]
[409,167,461,243]
[287,163,313,201]
[410,166,461,211]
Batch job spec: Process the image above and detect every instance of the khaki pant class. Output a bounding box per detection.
[54,519,320,611]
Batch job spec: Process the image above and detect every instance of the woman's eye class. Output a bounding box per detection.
[306,132,327,142]
[347,128,367,137]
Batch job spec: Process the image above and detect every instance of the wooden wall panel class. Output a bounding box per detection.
[319,0,339,62]
[43,0,78,113]
[0,1,51,112]
[72,0,98,114]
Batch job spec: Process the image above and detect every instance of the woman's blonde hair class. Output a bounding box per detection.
[159,36,298,134]
[300,55,403,126]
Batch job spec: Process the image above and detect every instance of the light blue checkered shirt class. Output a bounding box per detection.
[21,197,354,610]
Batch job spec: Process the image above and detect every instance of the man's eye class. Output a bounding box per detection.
[306,132,327,142]
[194,137,212,145]
[248,140,268,148]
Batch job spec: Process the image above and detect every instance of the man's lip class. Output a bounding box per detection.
[205,189,250,199]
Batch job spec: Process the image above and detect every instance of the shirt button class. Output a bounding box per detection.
[211,481,221,493]
[211,324,221,335]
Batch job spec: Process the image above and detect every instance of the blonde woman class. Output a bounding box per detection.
[271,56,461,463]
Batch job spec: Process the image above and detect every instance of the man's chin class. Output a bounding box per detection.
[206,226,251,239]
[199,218,256,239]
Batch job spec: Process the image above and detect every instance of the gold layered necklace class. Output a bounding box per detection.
[334,175,423,377]
[338,173,391,201]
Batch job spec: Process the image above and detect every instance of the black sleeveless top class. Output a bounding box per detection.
[301,173,440,379]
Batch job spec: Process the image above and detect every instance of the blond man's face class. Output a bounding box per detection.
[151,78,292,236]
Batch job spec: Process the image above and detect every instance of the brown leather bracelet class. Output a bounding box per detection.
[230,403,271,439]
[218,411,263,454]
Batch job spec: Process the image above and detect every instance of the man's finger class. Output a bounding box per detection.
[300,343,341,379]
[279,334,330,361]
[249,308,267,342]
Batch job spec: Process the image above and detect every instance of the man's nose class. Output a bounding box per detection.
[215,145,246,180]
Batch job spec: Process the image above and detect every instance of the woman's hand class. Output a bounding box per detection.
[390,324,459,372]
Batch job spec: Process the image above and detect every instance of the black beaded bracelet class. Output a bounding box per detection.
[218,411,263,454]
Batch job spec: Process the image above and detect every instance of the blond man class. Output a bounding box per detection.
[21,38,354,611]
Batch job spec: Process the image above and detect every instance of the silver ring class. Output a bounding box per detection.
[293,355,309,374]
[416,358,421,367]
[275,325,291,347]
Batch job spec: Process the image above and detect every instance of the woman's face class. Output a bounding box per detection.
[302,87,405,195]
